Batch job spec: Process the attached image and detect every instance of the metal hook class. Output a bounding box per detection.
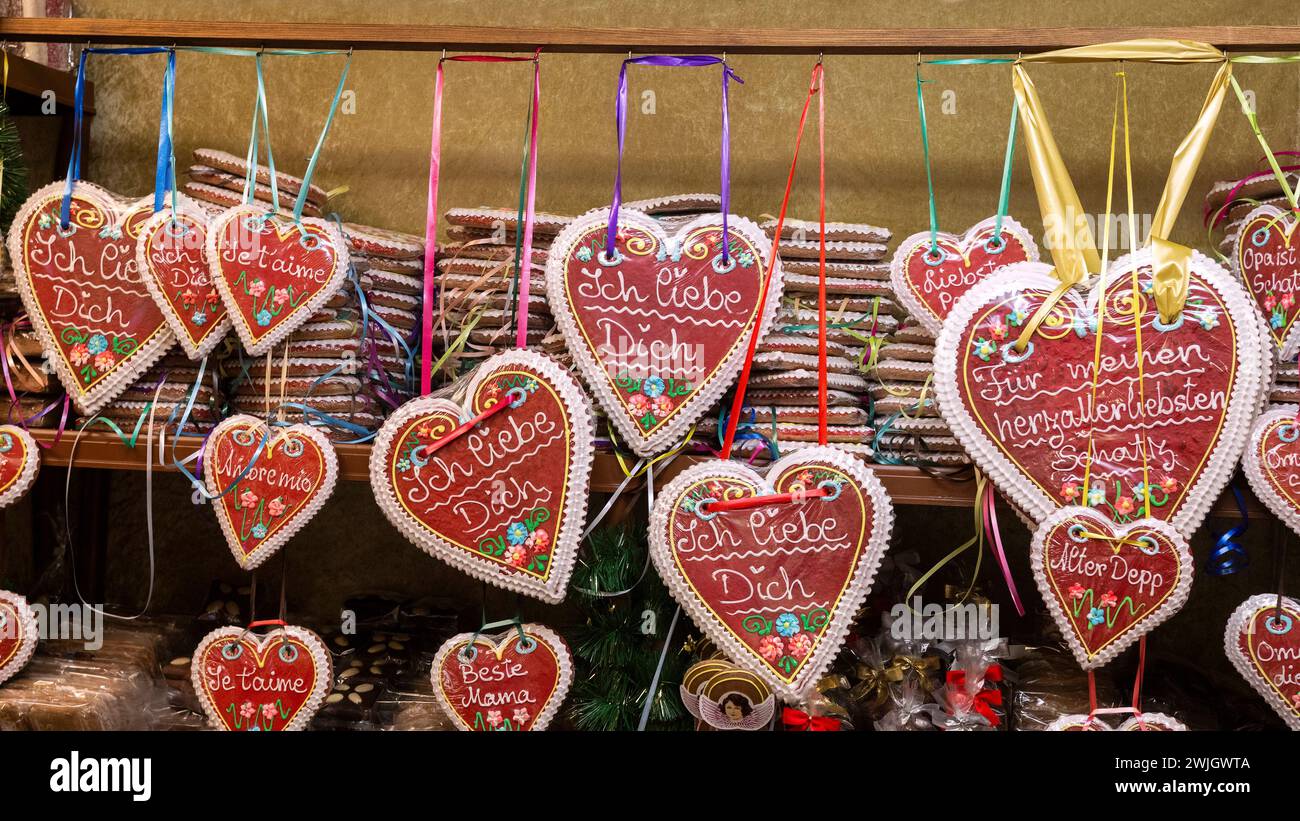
[346,45,353,58]
[817,51,824,66]
[440,48,447,62]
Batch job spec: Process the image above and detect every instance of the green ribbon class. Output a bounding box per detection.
[1227,73,1298,213]
[915,65,939,253]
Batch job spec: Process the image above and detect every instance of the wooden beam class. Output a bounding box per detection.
[2,18,1300,54]
[2,50,91,111]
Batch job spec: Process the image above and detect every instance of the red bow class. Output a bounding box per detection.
[945,668,1004,727]
[781,707,841,732]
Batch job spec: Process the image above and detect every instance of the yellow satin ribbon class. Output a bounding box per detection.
[1013,39,1232,326]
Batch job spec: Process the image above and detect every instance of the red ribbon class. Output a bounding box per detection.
[945,667,1003,727]
[781,706,841,731]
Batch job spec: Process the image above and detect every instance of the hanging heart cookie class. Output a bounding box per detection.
[136,192,230,359]
[1044,714,1110,731]
[191,624,332,731]
[0,589,38,686]
[432,623,573,731]
[208,203,349,356]
[370,349,594,603]
[1031,506,1193,670]
[890,216,1039,336]
[203,414,338,571]
[0,424,39,509]
[1243,405,1300,539]
[1225,594,1300,730]
[649,446,892,702]
[934,251,1265,536]
[547,209,782,456]
[1232,204,1300,359]
[5,181,175,415]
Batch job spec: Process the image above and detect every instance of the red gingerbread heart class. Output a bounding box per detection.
[890,216,1039,336]
[207,203,349,356]
[1225,594,1300,730]
[934,252,1267,536]
[191,624,332,731]
[0,424,39,509]
[1243,405,1300,540]
[0,589,38,686]
[1031,506,1193,670]
[5,181,175,415]
[370,349,594,603]
[546,209,782,456]
[432,623,573,731]
[203,414,338,571]
[136,192,230,359]
[1232,204,1300,359]
[649,446,892,702]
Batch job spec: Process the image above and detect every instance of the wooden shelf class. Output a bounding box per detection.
[2,18,1299,54]
[2,48,89,112]
[26,429,1263,519]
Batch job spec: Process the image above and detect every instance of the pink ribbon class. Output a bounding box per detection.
[982,487,1024,616]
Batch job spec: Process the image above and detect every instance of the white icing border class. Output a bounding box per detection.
[934,249,1265,538]
[207,203,351,357]
[369,349,595,603]
[430,623,573,731]
[203,414,339,572]
[546,207,783,457]
[1229,203,1300,362]
[136,191,233,360]
[1029,506,1194,670]
[0,425,39,510]
[1044,714,1111,731]
[1118,712,1187,731]
[1224,593,1300,731]
[5,180,177,416]
[889,215,1040,336]
[189,623,333,731]
[0,589,39,686]
[648,445,894,703]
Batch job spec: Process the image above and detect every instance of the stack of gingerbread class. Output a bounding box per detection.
[342,222,426,403]
[75,348,224,434]
[869,320,970,467]
[183,147,331,219]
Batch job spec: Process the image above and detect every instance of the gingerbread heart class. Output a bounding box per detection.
[1044,714,1110,731]
[1031,506,1193,670]
[207,203,349,356]
[191,624,332,731]
[1225,594,1300,730]
[203,414,338,571]
[370,349,594,603]
[5,181,175,415]
[1243,405,1300,539]
[1118,713,1186,731]
[934,251,1265,536]
[136,192,230,359]
[649,446,892,702]
[432,623,573,731]
[1232,204,1300,360]
[0,589,38,686]
[0,424,39,509]
[890,215,1039,336]
[546,209,782,456]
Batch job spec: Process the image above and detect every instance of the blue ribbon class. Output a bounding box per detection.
[1206,484,1250,576]
[153,48,177,214]
[61,46,174,228]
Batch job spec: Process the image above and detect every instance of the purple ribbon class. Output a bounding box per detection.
[607,55,742,261]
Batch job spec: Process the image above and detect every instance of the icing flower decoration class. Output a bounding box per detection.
[483,382,501,401]
[1197,309,1219,330]
[1292,692,1300,709]
[239,489,259,508]
[94,351,116,371]
[575,246,593,262]
[273,290,290,306]
[1087,607,1106,628]
[1060,481,1079,502]
[256,309,273,327]
[628,393,652,414]
[506,522,530,545]
[1086,483,1106,507]
[522,378,539,394]
[1131,481,1148,500]
[512,708,530,726]
[249,279,267,298]
[774,612,801,638]
[38,212,52,229]
[181,288,197,307]
[1114,496,1135,516]
[261,703,278,720]
[972,337,996,361]
[69,343,91,366]
[758,635,784,662]
[1007,301,1030,326]
[191,311,207,326]
[1099,592,1118,609]
[787,632,814,660]
[239,701,256,719]
[525,529,550,551]
[1160,476,1179,494]
[86,334,109,355]
[395,458,411,473]
[1068,583,1086,601]
[642,376,666,398]
[505,543,529,568]
[988,317,1008,341]
[267,497,286,517]
[1285,293,1297,310]
[681,498,698,513]
[206,290,220,305]
[485,710,504,729]
[251,523,268,540]
[1272,311,1285,330]
[1264,293,1278,312]
[653,394,674,417]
